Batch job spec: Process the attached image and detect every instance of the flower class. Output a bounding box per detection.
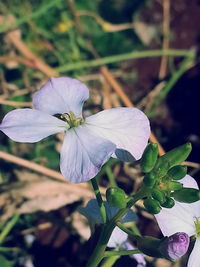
[79,199,146,266]
[79,199,138,247]
[155,175,200,267]
[0,77,150,183]
[159,232,189,260]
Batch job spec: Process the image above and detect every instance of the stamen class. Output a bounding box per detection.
[194,217,200,237]
[54,111,84,128]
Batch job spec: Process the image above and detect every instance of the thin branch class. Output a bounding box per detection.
[0,151,95,198]
[0,99,32,107]
[159,0,171,79]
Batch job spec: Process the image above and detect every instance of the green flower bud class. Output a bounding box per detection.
[143,173,156,187]
[152,158,170,179]
[151,189,166,204]
[106,187,127,208]
[167,165,187,180]
[161,197,175,208]
[171,188,200,203]
[136,236,163,258]
[160,143,192,169]
[141,143,158,173]
[143,198,161,214]
[167,181,183,191]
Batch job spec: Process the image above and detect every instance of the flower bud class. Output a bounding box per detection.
[143,173,156,187]
[167,165,187,180]
[161,197,175,208]
[160,143,192,169]
[141,143,158,173]
[159,232,189,260]
[167,181,183,191]
[151,189,166,204]
[152,158,170,179]
[143,198,161,214]
[171,188,200,203]
[106,187,127,208]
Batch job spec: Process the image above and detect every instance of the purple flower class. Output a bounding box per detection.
[0,77,150,183]
[155,175,200,267]
[159,232,189,260]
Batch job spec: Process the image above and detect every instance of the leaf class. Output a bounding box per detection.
[0,171,92,224]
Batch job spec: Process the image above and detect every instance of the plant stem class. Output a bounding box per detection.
[148,50,195,114]
[104,249,140,257]
[0,246,20,252]
[56,49,189,72]
[100,255,120,267]
[115,222,140,241]
[86,187,147,267]
[0,214,20,244]
[91,178,108,224]
[105,166,117,187]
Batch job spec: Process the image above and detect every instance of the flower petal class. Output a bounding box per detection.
[155,201,196,237]
[188,238,200,267]
[0,109,67,142]
[107,226,128,248]
[86,107,150,161]
[122,241,146,266]
[60,125,116,183]
[33,77,89,116]
[179,175,200,218]
[180,174,199,190]
[156,175,200,237]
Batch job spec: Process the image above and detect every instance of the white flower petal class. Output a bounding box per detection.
[122,241,146,266]
[188,238,200,267]
[86,107,150,161]
[155,201,196,237]
[107,227,128,248]
[0,109,67,142]
[33,77,89,116]
[179,175,200,218]
[180,175,199,190]
[60,125,116,183]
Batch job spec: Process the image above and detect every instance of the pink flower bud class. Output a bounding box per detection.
[159,232,189,260]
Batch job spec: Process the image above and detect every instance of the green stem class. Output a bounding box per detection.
[56,49,189,72]
[91,178,108,224]
[104,249,140,257]
[115,222,140,241]
[0,246,20,252]
[86,186,147,267]
[148,51,195,114]
[100,255,120,267]
[105,166,117,187]
[0,214,20,244]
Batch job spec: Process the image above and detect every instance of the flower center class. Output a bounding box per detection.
[194,217,200,237]
[55,111,84,128]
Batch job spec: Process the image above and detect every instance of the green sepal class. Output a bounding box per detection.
[136,236,163,258]
[160,143,192,169]
[151,189,166,204]
[106,187,127,208]
[141,143,159,173]
[167,165,187,180]
[161,197,175,208]
[171,188,200,203]
[143,198,161,214]
[143,173,156,187]
[167,181,183,191]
